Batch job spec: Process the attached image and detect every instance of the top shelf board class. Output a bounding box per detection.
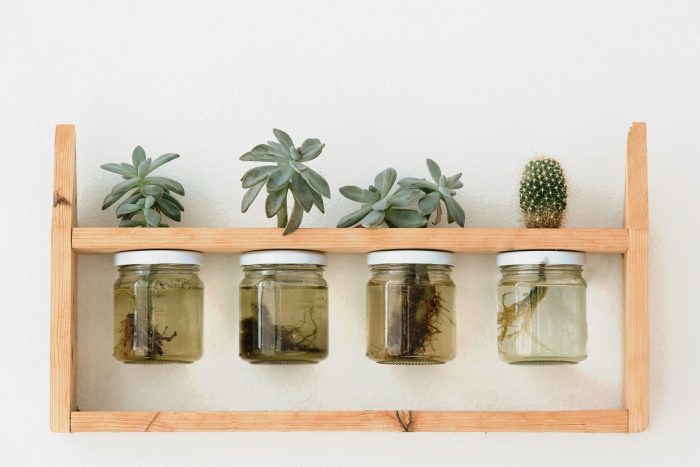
[71,227,629,254]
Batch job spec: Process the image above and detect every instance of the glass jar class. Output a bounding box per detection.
[239,250,328,364]
[496,250,587,364]
[366,250,456,365]
[113,250,204,364]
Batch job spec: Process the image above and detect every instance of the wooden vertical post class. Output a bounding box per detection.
[50,125,77,432]
[623,122,649,432]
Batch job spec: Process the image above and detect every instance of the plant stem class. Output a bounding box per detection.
[277,197,288,228]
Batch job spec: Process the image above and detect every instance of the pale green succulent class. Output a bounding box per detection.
[398,159,466,227]
[337,168,427,228]
[101,146,185,227]
[240,129,330,235]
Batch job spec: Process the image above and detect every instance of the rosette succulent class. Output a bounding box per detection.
[240,129,330,235]
[101,146,185,227]
[337,168,427,228]
[397,159,466,227]
[519,157,567,228]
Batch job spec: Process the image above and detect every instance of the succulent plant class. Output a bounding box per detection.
[101,146,185,227]
[337,168,427,228]
[240,129,330,235]
[397,159,466,227]
[519,157,567,228]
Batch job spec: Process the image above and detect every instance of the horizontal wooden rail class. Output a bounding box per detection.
[70,409,629,433]
[72,227,629,254]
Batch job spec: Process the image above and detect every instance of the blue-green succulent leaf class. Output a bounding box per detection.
[132,146,146,167]
[360,209,385,228]
[283,199,304,235]
[300,166,331,198]
[143,207,161,227]
[266,164,295,192]
[389,188,425,207]
[265,187,288,218]
[384,208,428,228]
[336,205,373,228]
[147,153,179,174]
[101,163,137,178]
[241,165,276,188]
[273,129,294,149]
[373,168,397,198]
[241,180,265,213]
[418,190,442,215]
[291,173,314,212]
[339,186,376,203]
[443,195,465,227]
[426,159,442,183]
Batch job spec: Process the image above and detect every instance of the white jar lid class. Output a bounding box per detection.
[240,250,327,266]
[367,250,455,266]
[115,249,203,266]
[496,250,586,267]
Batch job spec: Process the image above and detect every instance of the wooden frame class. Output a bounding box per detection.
[50,123,649,433]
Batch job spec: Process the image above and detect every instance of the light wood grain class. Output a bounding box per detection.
[70,410,629,433]
[71,227,629,254]
[50,125,77,432]
[623,123,649,433]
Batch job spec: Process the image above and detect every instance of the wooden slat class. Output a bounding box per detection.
[71,227,629,254]
[623,122,649,433]
[50,125,77,432]
[70,410,629,433]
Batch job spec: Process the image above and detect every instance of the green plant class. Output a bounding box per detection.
[519,157,567,228]
[240,129,330,235]
[101,146,185,227]
[398,159,466,227]
[336,168,427,228]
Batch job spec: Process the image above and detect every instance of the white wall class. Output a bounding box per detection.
[1,0,699,465]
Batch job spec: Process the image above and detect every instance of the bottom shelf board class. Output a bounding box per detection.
[70,409,629,433]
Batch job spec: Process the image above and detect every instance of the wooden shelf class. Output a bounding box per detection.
[70,409,629,433]
[50,123,649,433]
[72,227,630,254]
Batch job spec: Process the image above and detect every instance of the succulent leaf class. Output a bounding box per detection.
[241,180,266,213]
[265,187,288,218]
[339,186,376,203]
[143,176,185,195]
[143,207,161,227]
[384,208,428,228]
[299,139,325,162]
[241,165,276,188]
[148,153,180,174]
[337,206,373,228]
[418,190,441,215]
[156,197,181,221]
[283,200,304,236]
[267,165,295,192]
[144,195,156,209]
[101,163,136,178]
[141,184,164,198]
[300,166,331,198]
[389,188,425,207]
[443,195,465,226]
[273,129,295,150]
[360,209,385,227]
[132,146,146,167]
[137,158,152,178]
[374,168,397,198]
[426,159,442,183]
[290,173,315,212]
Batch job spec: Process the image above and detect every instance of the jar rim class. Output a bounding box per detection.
[114,249,203,266]
[240,250,327,266]
[367,249,454,266]
[496,250,586,267]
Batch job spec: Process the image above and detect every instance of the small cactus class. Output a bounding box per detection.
[519,157,567,228]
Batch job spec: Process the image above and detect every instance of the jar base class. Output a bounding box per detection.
[501,355,587,365]
[372,356,448,365]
